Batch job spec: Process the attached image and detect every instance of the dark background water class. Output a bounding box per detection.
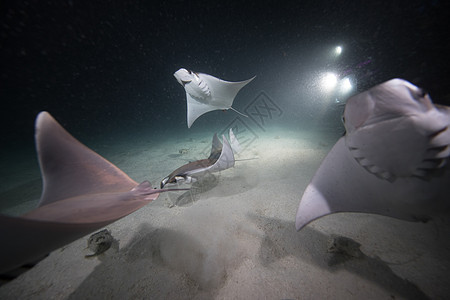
[1,0,449,150]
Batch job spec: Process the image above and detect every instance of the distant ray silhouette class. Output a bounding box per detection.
[174,68,255,128]
[160,128,238,188]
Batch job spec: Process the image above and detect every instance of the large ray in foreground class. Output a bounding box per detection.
[0,112,186,273]
[296,79,450,230]
[174,68,255,128]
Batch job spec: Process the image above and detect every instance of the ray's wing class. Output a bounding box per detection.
[186,74,255,128]
[184,135,235,176]
[36,112,138,206]
[186,93,220,128]
[296,79,450,231]
[22,181,160,224]
[0,181,174,273]
[295,138,450,230]
[0,214,104,274]
[0,112,181,273]
[229,128,241,154]
[160,133,235,187]
[208,133,223,160]
[204,135,235,173]
[198,73,255,108]
[161,133,223,186]
[344,80,450,180]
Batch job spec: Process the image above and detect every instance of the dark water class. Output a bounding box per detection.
[0,0,449,206]
[1,3,450,297]
[1,1,449,142]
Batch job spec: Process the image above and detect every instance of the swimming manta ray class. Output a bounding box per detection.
[173,68,255,128]
[296,79,450,231]
[160,128,239,188]
[0,112,187,274]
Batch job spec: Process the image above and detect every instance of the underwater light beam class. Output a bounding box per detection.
[322,73,338,91]
[340,77,352,93]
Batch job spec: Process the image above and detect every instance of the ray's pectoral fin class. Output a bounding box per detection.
[229,128,241,154]
[199,73,255,110]
[0,111,187,274]
[208,133,223,160]
[186,94,219,128]
[203,134,235,173]
[296,79,450,231]
[160,132,237,188]
[35,112,139,207]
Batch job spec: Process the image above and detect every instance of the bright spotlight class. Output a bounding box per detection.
[335,46,342,56]
[340,77,352,93]
[322,73,338,91]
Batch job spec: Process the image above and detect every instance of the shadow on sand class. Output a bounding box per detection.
[249,214,430,300]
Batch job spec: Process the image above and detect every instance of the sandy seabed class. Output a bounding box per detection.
[0,127,449,299]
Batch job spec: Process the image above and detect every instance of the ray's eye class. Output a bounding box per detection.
[341,115,346,124]
[418,88,428,98]
[410,87,428,102]
[188,70,192,74]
